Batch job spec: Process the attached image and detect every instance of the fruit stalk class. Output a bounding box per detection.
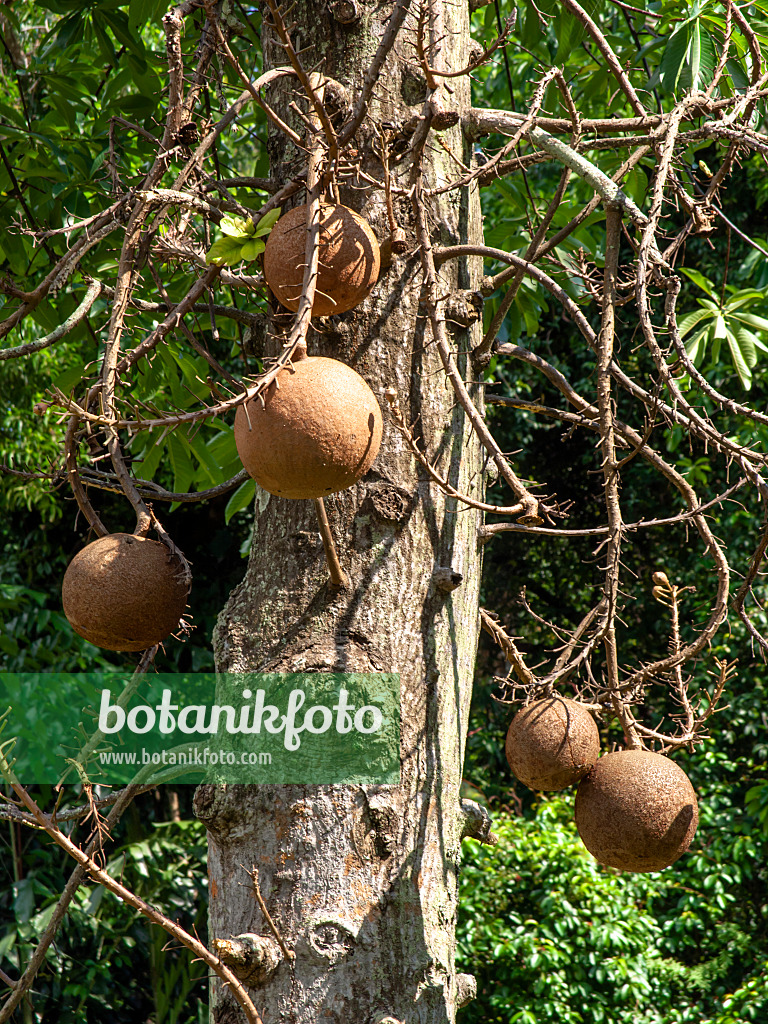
[597,203,641,749]
[313,498,349,589]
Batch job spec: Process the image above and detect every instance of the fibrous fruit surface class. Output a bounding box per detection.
[234,356,382,499]
[575,749,699,872]
[505,696,600,791]
[62,533,189,652]
[263,203,380,317]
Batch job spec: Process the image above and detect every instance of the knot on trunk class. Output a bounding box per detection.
[212,933,283,987]
[433,565,464,592]
[460,798,498,845]
[331,0,360,24]
[456,972,477,1008]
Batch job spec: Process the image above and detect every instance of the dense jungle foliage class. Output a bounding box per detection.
[1,1,767,1021]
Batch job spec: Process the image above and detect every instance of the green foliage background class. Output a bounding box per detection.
[1,0,768,1022]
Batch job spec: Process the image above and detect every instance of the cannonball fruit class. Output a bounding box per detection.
[263,203,380,316]
[62,533,189,652]
[575,750,698,872]
[505,696,600,791]
[235,356,382,500]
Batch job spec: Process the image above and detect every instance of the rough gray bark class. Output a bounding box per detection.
[194,3,486,1021]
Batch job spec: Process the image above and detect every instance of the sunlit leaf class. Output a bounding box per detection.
[677,307,713,337]
[684,323,711,364]
[254,207,281,237]
[205,235,247,266]
[652,26,690,93]
[727,328,753,389]
[219,214,254,238]
[734,325,759,368]
[240,237,265,261]
[733,312,768,332]
[690,22,701,90]
[679,266,718,298]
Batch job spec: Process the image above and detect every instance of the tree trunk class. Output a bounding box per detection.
[194,3,485,1021]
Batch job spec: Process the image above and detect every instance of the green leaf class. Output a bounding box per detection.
[240,238,265,261]
[102,10,147,64]
[184,429,223,485]
[220,214,254,238]
[0,635,19,657]
[653,26,691,94]
[92,14,116,62]
[13,880,34,924]
[727,328,753,389]
[677,307,713,338]
[128,0,166,35]
[690,21,702,89]
[205,235,248,266]
[225,478,255,523]
[679,266,718,298]
[254,207,281,237]
[166,345,209,400]
[553,11,585,66]
[167,433,195,495]
[726,57,750,92]
[53,363,86,395]
[693,28,717,90]
[521,0,543,50]
[733,312,768,332]
[684,323,711,364]
[133,429,166,481]
[733,325,759,368]
[723,289,766,310]
[0,101,27,129]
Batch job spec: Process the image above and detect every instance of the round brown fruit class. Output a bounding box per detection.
[263,203,380,317]
[505,696,600,791]
[575,749,698,872]
[234,356,382,500]
[62,533,189,652]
